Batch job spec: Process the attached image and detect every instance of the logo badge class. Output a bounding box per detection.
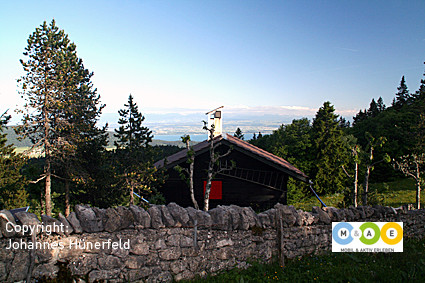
[332,222,403,252]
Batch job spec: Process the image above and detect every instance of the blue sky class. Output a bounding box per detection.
[1,0,424,126]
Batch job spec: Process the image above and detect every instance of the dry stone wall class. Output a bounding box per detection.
[0,203,424,282]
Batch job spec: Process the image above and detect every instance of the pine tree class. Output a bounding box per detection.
[57,61,107,216]
[0,111,28,209]
[16,20,80,216]
[311,102,349,194]
[377,97,386,112]
[367,99,379,117]
[233,127,244,140]
[16,19,109,215]
[114,94,156,205]
[393,76,411,109]
[114,94,153,150]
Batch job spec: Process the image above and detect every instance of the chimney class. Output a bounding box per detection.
[205,106,223,140]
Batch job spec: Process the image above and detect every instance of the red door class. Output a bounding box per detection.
[203,181,222,199]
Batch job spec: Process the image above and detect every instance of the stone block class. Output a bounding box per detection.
[274,203,297,226]
[187,207,212,229]
[0,209,17,237]
[312,206,331,224]
[258,212,272,228]
[130,205,151,228]
[208,206,231,230]
[75,205,103,233]
[15,211,42,235]
[159,205,176,227]
[66,212,82,234]
[7,251,29,282]
[148,205,164,229]
[159,247,181,261]
[57,213,74,235]
[97,255,122,269]
[167,202,190,227]
[41,214,65,235]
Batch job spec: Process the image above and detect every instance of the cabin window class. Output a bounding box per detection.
[203,181,222,199]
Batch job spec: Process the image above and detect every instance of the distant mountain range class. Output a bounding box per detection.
[100,112,306,136]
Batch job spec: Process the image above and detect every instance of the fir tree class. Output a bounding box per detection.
[311,102,349,194]
[114,94,152,149]
[377,97,386,112]
[393,76,411,109]
[114,94,157,205]
[367,99,379,118]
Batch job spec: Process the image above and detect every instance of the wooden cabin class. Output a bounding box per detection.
[154,133,309,209]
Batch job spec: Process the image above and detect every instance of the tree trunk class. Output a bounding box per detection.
[354,162,358,207]
[363,146,374,206]
[45,163,52,216]
[416,180,421,210]
[130,182,134,205]
[414,156,421,209]
[363,165,371,206]
[203,128,216,212]
[40,189,45,215]
[189,160,199,210]
[65,179,70,217]
[185,139,199,210]
[203,169,213,212]
[43,91,52,216]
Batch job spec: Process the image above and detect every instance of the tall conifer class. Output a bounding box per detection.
[312,102,348,194]
[114,94,156,204]
[17,20,76,215]
[393,76,411,109]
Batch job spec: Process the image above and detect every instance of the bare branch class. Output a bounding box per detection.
[29,175,46,184]
[341,165,352,178]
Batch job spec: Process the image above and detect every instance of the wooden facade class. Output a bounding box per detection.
[154,134,309,210]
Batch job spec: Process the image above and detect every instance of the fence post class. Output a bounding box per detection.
[193,219,198,250]
[276,208,285,268]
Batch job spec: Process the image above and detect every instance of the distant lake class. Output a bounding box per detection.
[154,133,256,142]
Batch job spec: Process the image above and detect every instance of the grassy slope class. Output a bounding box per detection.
[293,178,423,211]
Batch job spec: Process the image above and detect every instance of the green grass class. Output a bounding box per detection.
[185,238,425,282]
[370,178,422,208]
[291,178,423,211]
[292,193,344,211]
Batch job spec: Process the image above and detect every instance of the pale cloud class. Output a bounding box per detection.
[140,104,357,119]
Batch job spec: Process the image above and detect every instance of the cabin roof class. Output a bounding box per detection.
[154,133,309,183]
